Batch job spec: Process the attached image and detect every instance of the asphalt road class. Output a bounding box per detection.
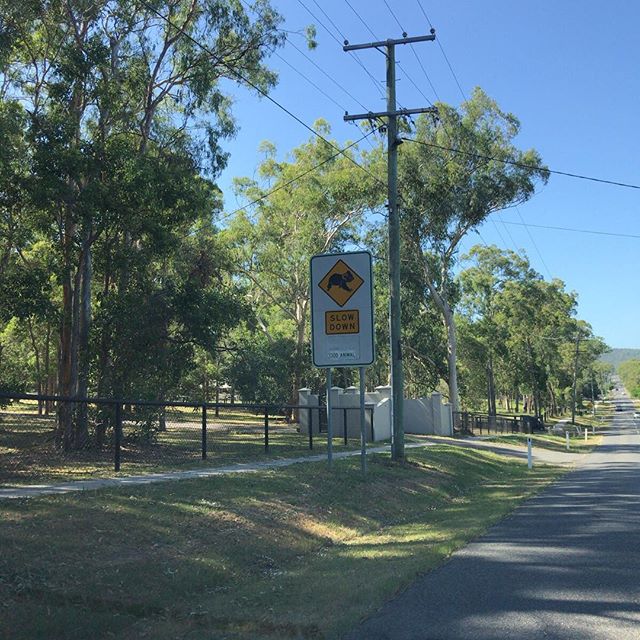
[345,392,640,640]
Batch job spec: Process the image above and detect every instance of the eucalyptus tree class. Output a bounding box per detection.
[399,88,548,412]
[226,123,383,402]
[618,359,640,398]
[458,244,537,413]
[0,0,285,448]
[495,276,579,417]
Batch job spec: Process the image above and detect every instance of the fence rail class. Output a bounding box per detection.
[452,411,544,436]
[0,392,374,482]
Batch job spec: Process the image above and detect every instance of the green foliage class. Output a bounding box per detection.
[0,319,31,395]
[457,245,609,415]
[225,334,298,405]
[618,359,640,398]
[0,1,284,443]
[305,24,318,49]
[226,125,382,401]
[397,88,549,411]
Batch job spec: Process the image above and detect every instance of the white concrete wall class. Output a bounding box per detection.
[403,397,432,434]
[299,385,447,442]
[298,388,320,435]
[401,392,453,436]
[373,397,391,441]
[439,403,453,436]
[299,386,388,442]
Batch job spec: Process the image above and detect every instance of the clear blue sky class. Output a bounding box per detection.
[217,0,640,349]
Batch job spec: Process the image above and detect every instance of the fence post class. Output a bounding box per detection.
[370,408,375,441]
[308,407,313,450]
[202,404,207,460]
[343,408,348,444]
[114,402,122,472]
[264,406,269,452]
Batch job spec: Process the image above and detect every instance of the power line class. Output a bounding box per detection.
[341,1,433,113]
[238,1,379,149]
[138,0,385,189]
[221,127,381,222]
[297,0,386,101]
[283,35,370,112]
[494,211,523,255]
[497,214,520,249]
[344,0,378,40]
[401,137,640,190]
[238,0,370,113]
[475,228,491,249]
[273,48,347,112]
[409,45,441,103]
[310,0,348,40]
[489,215,511,250]
[382,0,405,33]
[397,60,437,106]
[514,207,554,280]
[380,0,440,103]
[415,0,467,101]
[274,40,381,152]
[501,221,640,240]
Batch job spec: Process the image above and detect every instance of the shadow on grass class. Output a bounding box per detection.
[0,446,562,640]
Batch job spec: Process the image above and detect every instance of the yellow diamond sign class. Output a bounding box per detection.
[318,259,364,307]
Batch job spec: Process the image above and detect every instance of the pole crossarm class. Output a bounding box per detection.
[343,32,436,52]
[344,107,438,122]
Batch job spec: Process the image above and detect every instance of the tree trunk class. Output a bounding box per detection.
[44,322,51,415]
[26,318,43,415]
[292,299,308,419]
[73,229,93,448]
[486,355,496,417]
[548,382,557,417]
[442,303,460,414]
[418,250,460,414]
[57,224,75,449]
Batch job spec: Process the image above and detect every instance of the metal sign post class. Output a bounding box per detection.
[359,366,367,476]
[326,368,333,468]
[311,251,375,472]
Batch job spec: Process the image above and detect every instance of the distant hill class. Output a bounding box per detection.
[600,348,640,371]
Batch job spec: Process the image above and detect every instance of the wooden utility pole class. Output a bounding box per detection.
[571,332,582,425]
[344,31,436,461]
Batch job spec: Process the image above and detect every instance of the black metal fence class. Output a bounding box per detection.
[453,411,544,436]
[0,392,374,482]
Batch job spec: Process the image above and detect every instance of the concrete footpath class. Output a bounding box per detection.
[0,433,587,500]
[0,441,439,499]
[345,403,640,640]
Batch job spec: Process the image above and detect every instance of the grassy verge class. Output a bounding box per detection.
[0,421,363,484]
[480,432,602,453]
[1,409,364,485]
[0,445,564,640]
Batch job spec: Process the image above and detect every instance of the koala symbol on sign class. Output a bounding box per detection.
[327,270,354,292]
